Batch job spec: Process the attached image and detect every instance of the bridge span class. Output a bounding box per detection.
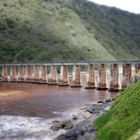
[1,60,140,66]
[0,61,140,91]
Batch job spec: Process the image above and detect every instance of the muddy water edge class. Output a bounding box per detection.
[0,82,118,140]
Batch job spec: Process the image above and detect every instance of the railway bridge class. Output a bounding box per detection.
[0,61,140,91]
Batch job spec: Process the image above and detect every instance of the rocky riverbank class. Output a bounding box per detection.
[0,97,116,140]
[53,97,115,140]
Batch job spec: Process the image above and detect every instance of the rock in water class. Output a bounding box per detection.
[54,120,97,140]
[72,115,78,120]
[51,120,73,131]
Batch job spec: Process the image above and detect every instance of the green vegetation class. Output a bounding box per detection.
[0,0,140,63]
[128,129,140,140]
[71,0,140,60]
[95,81,140,140]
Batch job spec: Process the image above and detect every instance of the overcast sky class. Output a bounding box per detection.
[88,0,140,14]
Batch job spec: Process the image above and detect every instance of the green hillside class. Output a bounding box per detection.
[95,81,140,140]
[0,0,140,63]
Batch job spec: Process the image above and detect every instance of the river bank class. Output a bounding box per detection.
[54,98,115,140]
[0,97,116,140]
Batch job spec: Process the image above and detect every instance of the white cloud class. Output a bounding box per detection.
[88,0,140,14]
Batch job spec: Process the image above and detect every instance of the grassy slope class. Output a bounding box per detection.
[128,129,140,140]
[0,0,140,63]
[0,0,114,63]
[95,81,140,140]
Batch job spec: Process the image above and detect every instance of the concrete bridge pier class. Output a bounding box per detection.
[10,65,17,82]
[18,65,25,82]
[85,64,95,89]
[39,65,47,84]
[135,64,140,81]
[23,66,26,81]
[1,65,8,82]
[26,65,33,83]
[58,65,69,86]
[33,65,40,83]
[108,64,120,92]
[122,64,132,89]
[71,65,81,87]
[48,65,57,85]
[135,64,140,72]
[96,64,107,90]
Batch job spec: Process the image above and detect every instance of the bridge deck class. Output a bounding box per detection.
[0,60,140,66]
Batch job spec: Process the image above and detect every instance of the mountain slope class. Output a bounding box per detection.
[0,0,140,63]
[69,0,140,60]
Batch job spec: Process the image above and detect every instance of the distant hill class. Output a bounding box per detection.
[0,0,140,63]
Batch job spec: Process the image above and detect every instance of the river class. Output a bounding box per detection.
[0,82,118,140]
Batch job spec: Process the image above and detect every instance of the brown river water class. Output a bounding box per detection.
[0,82,118,118]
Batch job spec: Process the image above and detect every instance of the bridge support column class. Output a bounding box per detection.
[26,65,33,82]
[23,66,26,81]
[135,64,140,73]
[39,65,47,84]
[58,65,69,86]
[33,65,40,83]
[71,65,81,87]
[135,64,140,81]
[18,65,25,82]
[10,65,17,82]
[96,64,107,90]
[108,64,120,92]
[1,65,8,82]
[48,65,57,85]
[85,64,95,89]
[122,64,132,89]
